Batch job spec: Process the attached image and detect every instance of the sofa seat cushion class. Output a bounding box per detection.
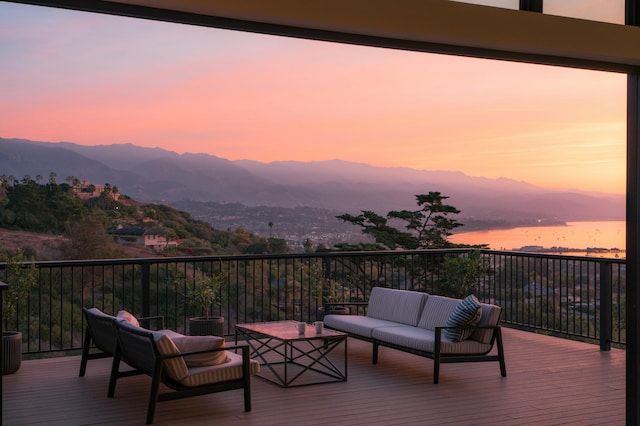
[324,314,406,338]
[179,350,260,387]
[367,287,428,326]
[444,294,482,342]
[172,335,230,367]
[371,325,492,355]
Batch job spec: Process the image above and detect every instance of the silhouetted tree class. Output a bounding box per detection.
[337,192,463,250]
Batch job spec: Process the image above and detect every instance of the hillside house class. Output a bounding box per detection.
[73,180,120,200]
[108,226,179,251]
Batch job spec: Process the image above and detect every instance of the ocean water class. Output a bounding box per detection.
[449,221,625,257]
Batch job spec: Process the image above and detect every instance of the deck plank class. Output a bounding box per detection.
[2,327,625,426]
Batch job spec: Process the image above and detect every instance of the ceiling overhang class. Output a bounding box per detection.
[8,0,640,73]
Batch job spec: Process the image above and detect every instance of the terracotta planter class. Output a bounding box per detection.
[188,317,224,337]
[3,331,22,375]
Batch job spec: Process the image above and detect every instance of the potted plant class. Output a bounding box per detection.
[313,266,350,320]
[2,249,38,375]
[185,269,225,337]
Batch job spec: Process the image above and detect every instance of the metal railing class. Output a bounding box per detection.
[0,249,625,357]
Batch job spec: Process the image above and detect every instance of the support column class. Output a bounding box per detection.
[627,4,640,425]
[627,72,640,426]
[627,73,640,426]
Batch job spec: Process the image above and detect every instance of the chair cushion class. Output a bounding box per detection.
[444,294,482,342]
[179,350,260,387]
[153,332,189,381]
[117,310,140,328]
[172,336,230,367]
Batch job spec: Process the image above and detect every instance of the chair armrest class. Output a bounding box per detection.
[136,315,165,330]
[161,343,249,359]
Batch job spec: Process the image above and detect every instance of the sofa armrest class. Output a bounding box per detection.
[324,302,368,308]
[324,301,368,315]
[434,325,501,347]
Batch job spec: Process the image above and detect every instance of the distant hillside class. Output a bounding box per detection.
[0,138,625,230]
[0,176,284,259]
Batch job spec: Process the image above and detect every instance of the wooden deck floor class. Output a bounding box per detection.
[2,327,625,426]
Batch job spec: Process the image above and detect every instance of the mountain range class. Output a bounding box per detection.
[0,138,625,230]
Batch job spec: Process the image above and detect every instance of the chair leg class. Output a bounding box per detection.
[108,351,121,398]
[495,327,507,377]
[146,363,163,424]
[372,341,379,364]
[434,329,442,384]
[79,328,91,377]
[242,346,252,412]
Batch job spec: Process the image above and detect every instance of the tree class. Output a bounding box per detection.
[60,211,126,259]
[337,192,464,250]
[2,248,38,330]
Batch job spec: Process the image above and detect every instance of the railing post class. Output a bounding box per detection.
[599,261,612,351]
[141,262,150,318]
[1,281,8,418]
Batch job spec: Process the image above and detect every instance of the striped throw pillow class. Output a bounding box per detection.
[444,294,482,342]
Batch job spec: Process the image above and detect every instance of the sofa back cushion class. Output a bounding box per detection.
[417,295,461,331]
[367,287,428,326]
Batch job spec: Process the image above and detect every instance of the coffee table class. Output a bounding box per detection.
[235,321,347,388]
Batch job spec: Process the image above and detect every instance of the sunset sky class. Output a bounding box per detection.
[0,2,627,195]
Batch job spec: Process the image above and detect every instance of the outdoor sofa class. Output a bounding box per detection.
[81,307,260,424]
[323,287,506,383]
